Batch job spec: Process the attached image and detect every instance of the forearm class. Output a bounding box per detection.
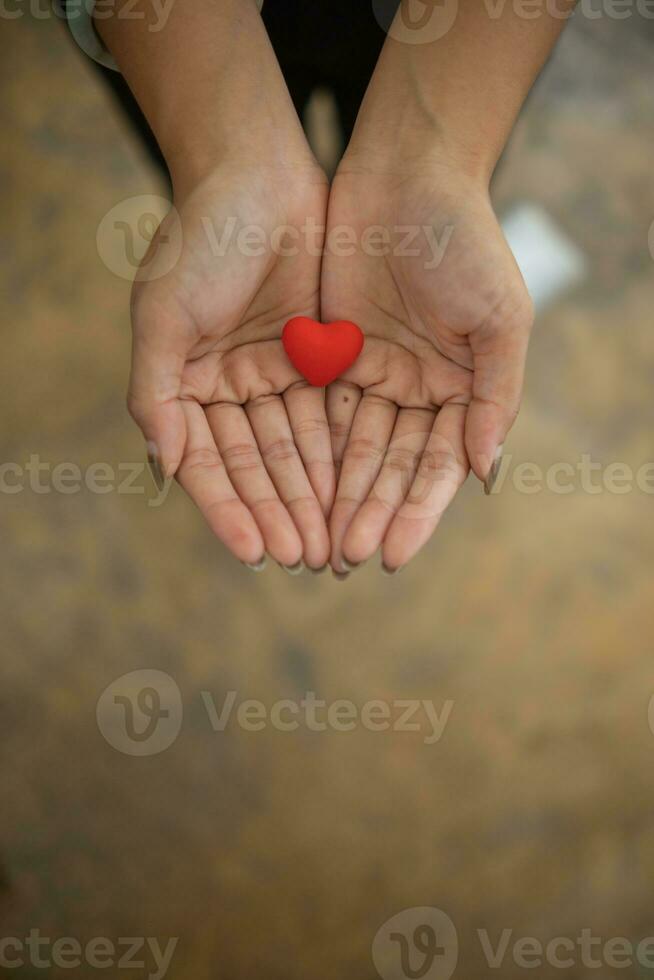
[347,0,576,181]
[95,0,313,198]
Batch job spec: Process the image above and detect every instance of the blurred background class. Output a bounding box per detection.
[2,3,654,978]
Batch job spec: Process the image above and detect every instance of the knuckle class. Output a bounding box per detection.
[398,408,433,426]
[249,393,279,409]
[261,438,299,466]
[285,493,322,512]
[384,447,417,473]
[292,416,330,438]
[343,437,385,465]
[419,447,461,482]
[221,443,261,473]
[181,447,225,474]
[328,420,351,441]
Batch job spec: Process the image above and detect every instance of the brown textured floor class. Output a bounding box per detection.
[1,8,654,980]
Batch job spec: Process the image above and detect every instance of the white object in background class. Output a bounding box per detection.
[501,203,587,314]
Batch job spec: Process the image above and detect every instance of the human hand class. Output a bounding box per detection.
[96,0,336,571]
[128,159,335,571]
[322,153,533,574]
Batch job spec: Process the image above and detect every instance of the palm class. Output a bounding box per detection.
[322,164,532,571]
[130,164,333,569]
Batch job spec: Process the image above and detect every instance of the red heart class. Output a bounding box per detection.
[282,317,364,387]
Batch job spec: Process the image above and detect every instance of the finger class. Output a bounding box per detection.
[283,382,336,518]
[465,302,533,491]
[207,402,304,568]
[382,402,469,572]
[329,395,398,573]
[181,339,301,406]
[337,337,470,408]
[325,380,362,482]
[246,394,330,570]
[176,401,264,565]
[128,302,190,481]
[342,408,435,565]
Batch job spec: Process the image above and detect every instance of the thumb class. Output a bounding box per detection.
[127,312,189,487]
[465,301,533,494]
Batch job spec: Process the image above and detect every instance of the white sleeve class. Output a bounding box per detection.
[63,0,265,73]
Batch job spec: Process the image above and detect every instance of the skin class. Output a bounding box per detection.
[322,156,532,572]
[130,161,333,568]
[98,0,335,569]
[323,0,575,572]
[97,0,574,572]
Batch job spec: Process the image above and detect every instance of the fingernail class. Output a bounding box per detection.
[309,564,328,575]
[484,444,504,496]
[381,562,403,576]
[146,441,165,492]
[332,569,350,582]
[243,556,267,572]
[341,558,363,572]
[278,560,305,576]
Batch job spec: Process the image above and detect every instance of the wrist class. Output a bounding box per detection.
[130,62,319,204]
[345,41,508,187]
[95,0,320,201]
[339,121,494,192]
[169,140,325,210]
[347,102,497,189]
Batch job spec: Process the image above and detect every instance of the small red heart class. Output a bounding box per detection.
[282,317,364,387]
